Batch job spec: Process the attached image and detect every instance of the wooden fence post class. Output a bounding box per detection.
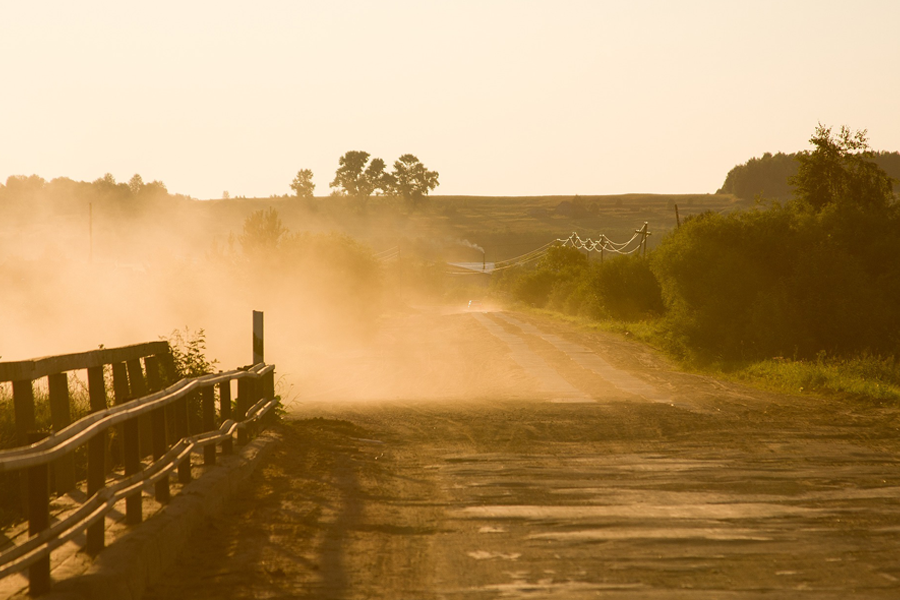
[48,372,76,494]
[112,362,130,403]
[253,310,264,365]
[237,379,250,446]
[86,365,107,554]
[127,359,153,458]
[27,431,51,596]
[151,406,169,503]
[123,415,142,525]
[157,352,178,462]
[125,359,148,397]
[159,350,177,386]
[144,355,170,503]
[264,371,275,402]
[13,380,36,512]
[145,355,162,392]
[175,392,192,484]
[201,386,216,465]
[263,370,276,426]
[249,377,261,437]
[12,380,36,448]
[111,362,130,468]
[219,381,233,455]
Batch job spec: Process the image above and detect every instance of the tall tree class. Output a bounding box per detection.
[331,151,377,198]
[290,169,316,199]
[364,158,391,195]
[128,173,144,196]
[790,124,894,211]
[390,154,439,207]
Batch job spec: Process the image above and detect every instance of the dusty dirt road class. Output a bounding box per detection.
[144,308,900,599]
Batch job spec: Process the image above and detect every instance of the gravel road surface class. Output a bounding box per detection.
[144,309,900,599]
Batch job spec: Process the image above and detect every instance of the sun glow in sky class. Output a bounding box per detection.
[2,0,899,199]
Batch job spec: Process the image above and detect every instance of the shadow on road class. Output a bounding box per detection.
[143,418,384,600]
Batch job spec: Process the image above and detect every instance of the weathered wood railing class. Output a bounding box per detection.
[0,341,277,596]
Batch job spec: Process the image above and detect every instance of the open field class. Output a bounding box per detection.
[0,192,742,264]
[200,193,743,262]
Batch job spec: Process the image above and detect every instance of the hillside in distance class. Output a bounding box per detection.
[203,193,740,262]
[0,181,740,267]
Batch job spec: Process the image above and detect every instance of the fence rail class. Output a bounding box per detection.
[0,341,170,383]
[0,337,278,596]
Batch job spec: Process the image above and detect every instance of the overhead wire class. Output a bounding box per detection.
[381,223,649,273]
[556,230,645,255]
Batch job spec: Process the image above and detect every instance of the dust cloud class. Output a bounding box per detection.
[0,181,492,404]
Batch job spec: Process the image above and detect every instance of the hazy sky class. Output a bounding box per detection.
[2,1,898,199]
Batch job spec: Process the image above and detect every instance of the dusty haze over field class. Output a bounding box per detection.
[1,1,899,199]
[0,196,396,396]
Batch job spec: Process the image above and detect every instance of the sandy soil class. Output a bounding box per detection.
[143,308,900,599]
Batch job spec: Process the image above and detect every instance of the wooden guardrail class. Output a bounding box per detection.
[0,340,278,596]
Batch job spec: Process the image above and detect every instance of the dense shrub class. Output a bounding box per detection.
[592,254,664,321]
[494,245,664,322]
[652,202,900,361]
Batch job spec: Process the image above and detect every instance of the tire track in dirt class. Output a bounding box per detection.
[469,312,592,403]
[494,313,671,403]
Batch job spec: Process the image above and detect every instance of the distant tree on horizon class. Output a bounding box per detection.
[717,152,796,200]
[791,124,895,211]
[290,168,316,199]
[330,151,389,199]
[128,173,144,196]
[390,154,439,207]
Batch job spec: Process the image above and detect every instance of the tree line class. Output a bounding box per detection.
[2,150,439,208]
[718,146,900,201]
[290,151,439,207]
[0,172,181,205]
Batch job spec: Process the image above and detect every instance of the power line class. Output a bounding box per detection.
[556,225,648,255]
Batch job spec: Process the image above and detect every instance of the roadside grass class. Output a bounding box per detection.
[507,303,900,405]
[732,355,900,404]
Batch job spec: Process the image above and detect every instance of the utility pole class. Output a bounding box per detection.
[674,204,681,228]
[635,222,651,257]
[89,203,93,264]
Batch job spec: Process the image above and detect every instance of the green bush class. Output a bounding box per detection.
[495,244,664,323]
[651,202,900,361]
[515,269,562,306]
[164,327,219,377]
[593,254,664,321]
